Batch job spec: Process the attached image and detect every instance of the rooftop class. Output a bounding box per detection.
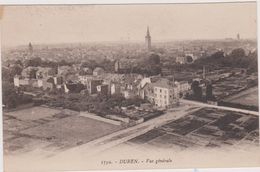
[151,78,175,89]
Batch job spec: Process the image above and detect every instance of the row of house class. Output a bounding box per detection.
[14,64,191,108]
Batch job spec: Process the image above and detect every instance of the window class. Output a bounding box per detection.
[164,95,166,99]
[160,89,162,93]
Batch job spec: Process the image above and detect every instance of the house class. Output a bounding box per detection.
[151,78,180,108]
[120,75,141,99]
[78,75,93,85]
[97,84,109,95]
[93,67,105,76]
[176,56,187,64]
[122,89,136,99]
[13,75,38,88]
[53,76,64,89]
[114,59,133,73]
[111,82,121,95]
[36,67,54,79]
[138,76,160,99]
[87,79,103,94]
[21,67,38,78]
[140,83,155,103]
[79,67,93,75]
[42,79,54,90]
[58,66,75,78]
[175,81,191,97]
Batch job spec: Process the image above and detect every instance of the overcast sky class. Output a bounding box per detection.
[1,2,257,47]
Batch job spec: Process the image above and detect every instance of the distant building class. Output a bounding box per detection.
[145,26,152,51]
[58,66,75,80]
[237,33,240,40]
[93,67,105,76]
[176,55,194,64]
[36,67,54,79]
[111,82,121,95]
[42,79,54,90]
[79,67,93,75]
[21,67,38,78]
[175,81,191,97]
[176,56,187,64]
[120,75,141,99]
[14,76,29,87]
[87,79,103,94]
[97,84,109,95]
[114,59,136,73]
[28,42,33,55]
[78,75,94,85]
[13,75,54,90]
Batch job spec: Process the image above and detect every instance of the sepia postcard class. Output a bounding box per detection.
[0,1,259,171]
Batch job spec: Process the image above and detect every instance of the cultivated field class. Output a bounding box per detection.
[3,106,122,156]
[127,107,259,151]
[225,87,258,107]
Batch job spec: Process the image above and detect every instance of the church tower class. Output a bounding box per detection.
[28,42,33,55]
[145,26,151,51]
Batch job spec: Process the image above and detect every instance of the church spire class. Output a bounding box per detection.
[145,26,151,51]
[28,42,33,55]
[146,26,150,37]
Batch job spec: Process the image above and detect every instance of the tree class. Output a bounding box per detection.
[206,83,214,101]
[186,56,193,63]
[191,81,202,101]
[11,65,23,76]
[2,67,13,82]
[29,68,37,79]
[149,54,160,64]
[230,48,245,58]
[211,51,224,59]
[15,60,23,66]
[2,81,18,108]
[24,57,42,67]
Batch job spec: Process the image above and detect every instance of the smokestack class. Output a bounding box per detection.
[203,66,206,80]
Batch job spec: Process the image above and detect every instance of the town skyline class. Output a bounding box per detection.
[2,3,259,171]
[1,2,257,48]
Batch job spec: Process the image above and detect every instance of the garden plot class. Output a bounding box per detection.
[6,106,62,121]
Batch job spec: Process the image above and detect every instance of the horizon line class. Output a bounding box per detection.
[3,37,257,50]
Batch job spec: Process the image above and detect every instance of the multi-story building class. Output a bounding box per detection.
[147,78,179,108]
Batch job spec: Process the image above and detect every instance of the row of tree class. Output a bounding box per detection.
[187,80,215,102]
[190,48,258,73]
[2,81,33,109]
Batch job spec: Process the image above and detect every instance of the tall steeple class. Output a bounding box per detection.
[28,42,33,55]
[145,26,151,51]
